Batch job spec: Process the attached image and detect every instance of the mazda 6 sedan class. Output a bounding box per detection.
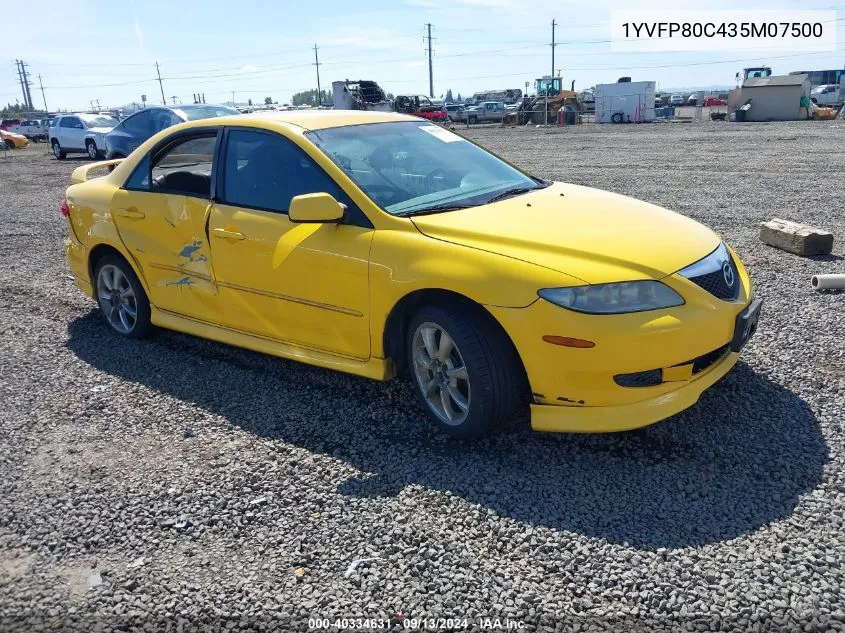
[63,111,761,438]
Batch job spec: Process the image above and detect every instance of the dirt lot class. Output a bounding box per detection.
[1,121,844,632]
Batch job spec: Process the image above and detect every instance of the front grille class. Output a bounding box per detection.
[614,344,730,388]
[614,369,662,388]
[690,344,730,374]
[687,256,740,301]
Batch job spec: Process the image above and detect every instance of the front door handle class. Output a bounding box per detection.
[114,208,145,219]
[212,228,245,241]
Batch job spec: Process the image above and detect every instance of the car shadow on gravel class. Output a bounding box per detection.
[67,312,828,550]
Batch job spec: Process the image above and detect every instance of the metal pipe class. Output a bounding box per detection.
[812,274,845,290]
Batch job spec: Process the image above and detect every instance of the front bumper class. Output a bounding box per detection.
[487,251,754,433]
[530,349,739,433]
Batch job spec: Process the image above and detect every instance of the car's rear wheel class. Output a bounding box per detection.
[94,255,152,338]
[86,140,99,160]
[52,140,66,159]
[3,139,13,150]
[407,303,525,438]
[468,115,478,124]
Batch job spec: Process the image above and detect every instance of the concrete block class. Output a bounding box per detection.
[759,218,834,256]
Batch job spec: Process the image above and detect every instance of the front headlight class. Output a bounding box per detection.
[538,281,684,315]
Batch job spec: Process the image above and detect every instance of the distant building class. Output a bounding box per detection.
[737,75,811,121]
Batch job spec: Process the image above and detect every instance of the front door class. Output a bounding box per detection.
[111,130,222,321]
[59,116,86,150]
[208,128,373,359]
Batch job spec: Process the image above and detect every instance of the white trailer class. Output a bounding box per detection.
[595,81,656,124]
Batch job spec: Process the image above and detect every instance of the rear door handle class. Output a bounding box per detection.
[212,228,245,241]
[114,208,145,219]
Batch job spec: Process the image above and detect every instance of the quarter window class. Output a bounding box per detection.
[150,134,217,197]
[221,129,351,216]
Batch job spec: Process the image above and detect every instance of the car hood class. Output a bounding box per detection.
[410,182,720,284]
[87,127,114,134]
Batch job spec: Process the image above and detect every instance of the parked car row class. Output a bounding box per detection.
[657,94,728,108]
[47,104,239,160]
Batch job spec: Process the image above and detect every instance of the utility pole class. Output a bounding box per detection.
[551,19,556,81]
[171,96,177,105]
[16,60,34,110]
[232,90,235,106]
[21,61,34,111]
[426,23,434,98]
[15,61,26,108]
[313,44,322,106]
[155,62,166,105]
[38,74,48,112]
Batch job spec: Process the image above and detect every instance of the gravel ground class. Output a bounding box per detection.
[1,121,844,632]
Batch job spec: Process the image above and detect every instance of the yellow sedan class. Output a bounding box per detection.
[63,111,760,438]
[1,129,30,149]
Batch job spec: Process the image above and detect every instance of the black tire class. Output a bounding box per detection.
[52,139,66,159]
[93,254,153,339]
[468,115,478,124]
[406,301,526,438]
[611,112,624,124]
[86,140,99,160]
[3,139,13,150]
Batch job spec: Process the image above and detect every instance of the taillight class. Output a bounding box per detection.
[60,200,70,218]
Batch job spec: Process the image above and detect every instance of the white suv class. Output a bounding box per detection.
[50,113,120,160]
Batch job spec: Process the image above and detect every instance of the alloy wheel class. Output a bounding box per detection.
[96,264,138,334]
[87,142,98,159]
[53,142,61,158]
[412,322,471,426]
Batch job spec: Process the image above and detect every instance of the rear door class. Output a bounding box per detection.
[110,129,223,321]
[207,127,374,358]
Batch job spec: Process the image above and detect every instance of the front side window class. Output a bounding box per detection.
[221,129,351,215]
[306,121,543,216]
[149,134,217,197]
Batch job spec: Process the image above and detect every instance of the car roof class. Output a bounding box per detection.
[219,109,417,131]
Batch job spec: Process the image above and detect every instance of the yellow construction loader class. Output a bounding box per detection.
[512,77,584,125]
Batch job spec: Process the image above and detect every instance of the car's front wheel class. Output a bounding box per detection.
[407,302,526,438]
[94,255,152,338]
[86,140,99,160]
[3,139,13,150]
[52,140,66,159]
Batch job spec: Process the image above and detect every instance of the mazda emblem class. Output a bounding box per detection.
[722,261,735,288]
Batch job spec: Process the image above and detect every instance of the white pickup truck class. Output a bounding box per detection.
[8,119,48,141]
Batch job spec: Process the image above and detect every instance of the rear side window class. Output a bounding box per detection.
[221,129,351,215]
[150,134,217,197]
[60,117,82,129]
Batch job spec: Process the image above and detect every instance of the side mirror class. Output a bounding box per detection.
[288,192,345,224]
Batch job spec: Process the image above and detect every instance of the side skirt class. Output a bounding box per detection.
[151,307,394,381]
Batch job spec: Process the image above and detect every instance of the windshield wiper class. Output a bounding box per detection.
[395,203,480,217]
[485,186,538,204]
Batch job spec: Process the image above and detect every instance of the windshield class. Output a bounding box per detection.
[306,121,543,215]
[174,105,240,121]
[81,114,119,128]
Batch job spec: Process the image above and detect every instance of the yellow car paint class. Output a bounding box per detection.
[0,129,30,149]
[65,110,755,434]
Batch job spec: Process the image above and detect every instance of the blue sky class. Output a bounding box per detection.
[2,0,843,110]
